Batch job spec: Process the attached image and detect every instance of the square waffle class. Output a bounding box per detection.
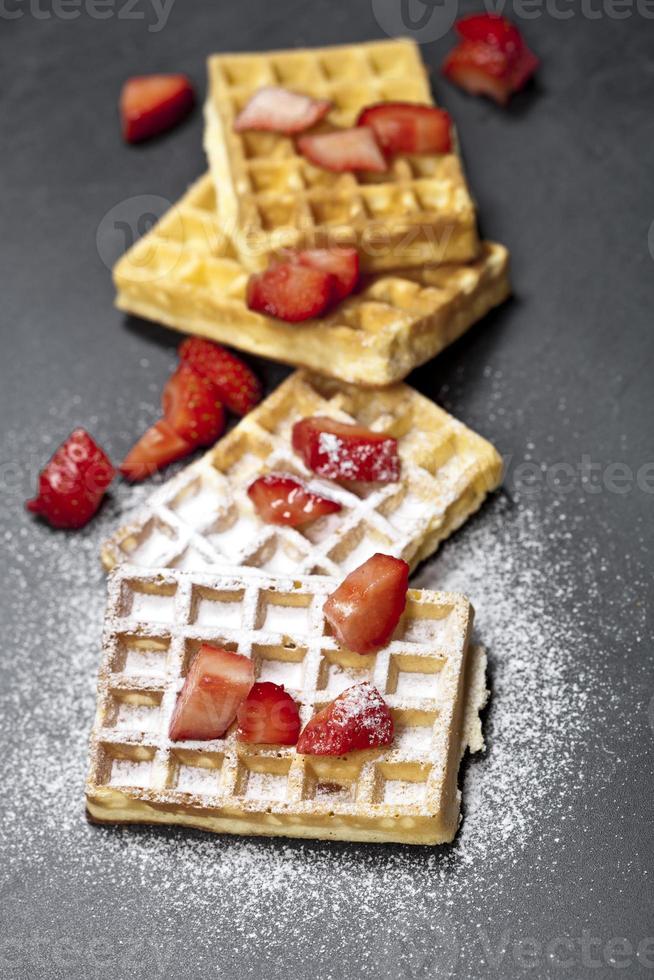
[86,564,488,845]
[101,371,502,577]
[204,39,480,272]
[113,174,510,387]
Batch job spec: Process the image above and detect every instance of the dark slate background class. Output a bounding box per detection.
[1,2,653,978]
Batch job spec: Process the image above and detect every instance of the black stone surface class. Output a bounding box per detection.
[1,4,652,979]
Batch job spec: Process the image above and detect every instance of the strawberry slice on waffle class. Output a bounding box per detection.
[234,86,332,134]
[297,682,394,756]
[169,644,254,741]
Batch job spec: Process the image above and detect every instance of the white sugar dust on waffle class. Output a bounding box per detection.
[86,564,488,845]
[113,175,510,387]
[101,371,503,578]
[204,39,480,273]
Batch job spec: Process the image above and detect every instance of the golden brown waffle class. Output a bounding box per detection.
[86,564,488,845]
[204,39,480,272]
[102,371,502,577]
[113,175,510,387]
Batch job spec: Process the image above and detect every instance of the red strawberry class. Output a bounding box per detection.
[297,127,387,173]
[296,682,394,756]
[443,16,538,105]
[247,262,335,323]
[162,363,225,446]
[288,247,360,302]
[119,419,191,482]
[323,553,409,655]
[120,74,194,144]
[169,644,254,742]
[357,103,452,155]
[236,682,301,745]
[26,428,115,530]
[247,474,342,527]
[292,416,400,483]
[234,86,332,134]
[178,338,262,416]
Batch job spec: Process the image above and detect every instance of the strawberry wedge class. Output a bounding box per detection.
[290,247,360,302]
[297,682,394,756]
[178,338,262,416]
[162,363,225,447]
[298,127,387,173]
[169,644,254,741]
[120,419,191,482]
[292,416,400,483]
[357,103,452,155]
[234,86,332,134]
[120,74,194,143]
[323,553,409,655]
[248,474,341,527]
[442,14,538,105]
[247,262,335,322]
[237,682,301,745]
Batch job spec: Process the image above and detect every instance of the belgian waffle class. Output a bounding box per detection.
[114,175,510,387]
[86,564,488,845]
[204,39,480,272]
[102,371,503,577]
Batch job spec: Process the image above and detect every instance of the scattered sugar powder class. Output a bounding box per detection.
[0,414,648,976]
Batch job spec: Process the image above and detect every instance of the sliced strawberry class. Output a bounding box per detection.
[290,247,360,302]
[292,416,400,483]
[169,644,254,742]
[247,262,335,322]
[178,338,262,416]
[323,553,409,655]
[247,474,342,527]
[236,682,301,745]
[443,16,538,105]
[162,363,225,446]
[297,682,394,756]
[357,103,452,155]
[119,419,191,482]
[26,428,115,530]
[297,127,387,173]
[456,12,524,55]
[120,74,194,144]
[234,86,332,135]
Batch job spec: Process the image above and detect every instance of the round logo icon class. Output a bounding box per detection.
[372,0,459,43]
[96,194,185,284]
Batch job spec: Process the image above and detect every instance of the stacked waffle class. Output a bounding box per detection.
[87,39,509,845]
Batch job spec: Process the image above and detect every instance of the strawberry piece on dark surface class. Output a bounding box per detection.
[26,428,115,530]
[178,338,262,416]
[120,74,194,143]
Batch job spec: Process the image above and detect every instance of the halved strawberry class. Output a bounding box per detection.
[357,103,452,155]
[296,682,394,755]
[292,416,400,483]
[234,86,332,135]
[169,644,254,742]
[443,16,538,105]
[297,127,387,173]
[236,682,301,745]
[26,428,115,529]
[247,262,335,322]
[162,363,225,446]
[119,419,191,482]
[120,74,194,144]
[247,474,342,527]
[323,553,409,655]
[289,247,360,302]
[178,338,262,416]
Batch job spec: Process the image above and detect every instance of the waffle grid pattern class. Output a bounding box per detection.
[113,175,510,387]
[86,564,475,843]
[102,372,503,579]
[204,39,480,271]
